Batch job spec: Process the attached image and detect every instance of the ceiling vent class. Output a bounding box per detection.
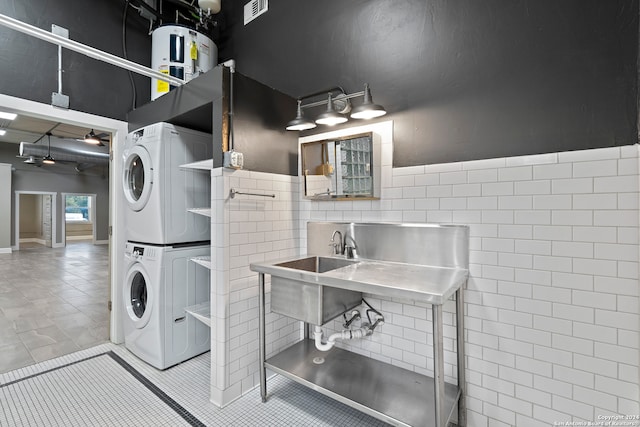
[244,0,268,25]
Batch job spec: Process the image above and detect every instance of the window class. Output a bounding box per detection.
[65,195,91,221]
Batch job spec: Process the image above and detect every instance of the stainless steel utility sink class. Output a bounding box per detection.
[270,256,362,325]
[275,256,356,273]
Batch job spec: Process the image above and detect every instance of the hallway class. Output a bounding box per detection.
[0,242,109,373]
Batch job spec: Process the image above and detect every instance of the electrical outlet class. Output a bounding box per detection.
[223,150,244,169]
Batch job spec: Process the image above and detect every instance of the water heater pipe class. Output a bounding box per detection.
[0,13,184,87]
[222,59,235,151]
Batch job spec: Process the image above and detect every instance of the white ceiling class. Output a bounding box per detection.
[0,113,111,145]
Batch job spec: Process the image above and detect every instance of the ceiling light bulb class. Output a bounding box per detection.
[0,112,17,120]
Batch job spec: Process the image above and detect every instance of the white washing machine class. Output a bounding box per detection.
[123,122,212,245]
[122,241,210,370]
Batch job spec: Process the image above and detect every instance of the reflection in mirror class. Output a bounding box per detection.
[302,132,375,200]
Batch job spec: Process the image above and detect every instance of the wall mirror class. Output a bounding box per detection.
[301,132,377,200]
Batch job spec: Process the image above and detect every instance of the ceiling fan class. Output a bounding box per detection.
[80,129,109,146]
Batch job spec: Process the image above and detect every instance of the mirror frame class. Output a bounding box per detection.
[301,132,378,200]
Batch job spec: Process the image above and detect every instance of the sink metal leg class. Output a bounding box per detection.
[432,304,445,427]
[258,273,267,402]
[456,287,467,426]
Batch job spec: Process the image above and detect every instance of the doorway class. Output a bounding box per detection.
[15,191,57,250]
[62,193,97,245]
[1,93,129,347]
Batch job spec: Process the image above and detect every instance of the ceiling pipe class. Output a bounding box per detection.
[0,13,184,87]
[19,140,109,165]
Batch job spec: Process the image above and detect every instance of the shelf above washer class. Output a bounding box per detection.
[180,159,213,170]
[187,207,212,217]
[191,256,211,269]
[185,302,211,327]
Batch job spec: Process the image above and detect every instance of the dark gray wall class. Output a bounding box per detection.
[0,144,110,246]
[128,67,299,175]
[0,0,151,120]
[218,0,639,166]
[1,1,637,167]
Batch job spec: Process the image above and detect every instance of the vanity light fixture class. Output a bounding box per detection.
[42,132,55,165]
[350,83,386,119]
[286,84,386,131]
[314,93,349,126]
[285,100,316,131]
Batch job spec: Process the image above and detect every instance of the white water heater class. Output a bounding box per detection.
[151,25,217,101]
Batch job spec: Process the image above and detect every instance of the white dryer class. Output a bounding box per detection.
[123,122,212,245]
[122,241,210,370]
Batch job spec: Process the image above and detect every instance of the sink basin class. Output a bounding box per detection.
[270,256,362,325]
[275,256,356,273]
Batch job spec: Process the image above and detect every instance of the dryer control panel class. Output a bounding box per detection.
[125,243,157,260]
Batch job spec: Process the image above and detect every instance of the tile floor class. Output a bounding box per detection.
[0,242,390,426]
[0,241,110,374]
[0,342,389,426]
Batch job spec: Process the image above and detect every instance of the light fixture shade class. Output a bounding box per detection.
[42,155,55,165]
[350,83,387,120]
[84,129,101,145]
[42,132,55,164]
[286,101,317,131]
[315,93,348,126]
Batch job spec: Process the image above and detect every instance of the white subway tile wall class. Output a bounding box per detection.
[209,169,302,407]
[206,127,638,424]
[297,139,639,425]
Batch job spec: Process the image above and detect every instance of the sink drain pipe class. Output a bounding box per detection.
[313,325,371,351]
[314,318,384,352]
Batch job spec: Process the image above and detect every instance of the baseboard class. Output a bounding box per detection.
[95,240,109,245]
[0,247,12,254]
[66,235,94,241]
[19,238,47,245]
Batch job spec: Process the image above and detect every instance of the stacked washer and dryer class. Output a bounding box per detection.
[122,122,212,370]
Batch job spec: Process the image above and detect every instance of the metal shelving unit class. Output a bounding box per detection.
[181,160,213,328]
[187,207,212,217]
[185,302,211,327]
[256,271,466,427]
[179,159,214,170]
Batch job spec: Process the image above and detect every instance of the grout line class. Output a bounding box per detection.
[105,351,207,427]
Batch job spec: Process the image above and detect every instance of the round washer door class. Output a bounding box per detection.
[123,262,153,329]
[123,146,153,212]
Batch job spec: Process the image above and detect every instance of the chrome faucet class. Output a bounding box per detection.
[344,234,358,259]
[330,230,343,255]
[330,230,357,258]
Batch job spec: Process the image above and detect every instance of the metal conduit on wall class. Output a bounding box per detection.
[0,13,185,87]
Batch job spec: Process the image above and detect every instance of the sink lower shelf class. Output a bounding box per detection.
[265,339,459,427]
